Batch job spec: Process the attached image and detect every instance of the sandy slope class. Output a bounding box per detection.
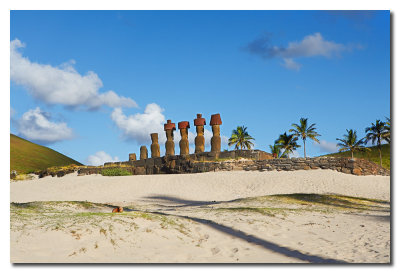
[10,169,390,203]
[10,170,391,263]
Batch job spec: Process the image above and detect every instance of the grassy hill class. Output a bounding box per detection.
[320,143,390,170]
[10,134,82,174]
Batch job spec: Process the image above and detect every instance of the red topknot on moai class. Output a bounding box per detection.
[210,114,222,152]
[178,121,190,155]
[164,120,176,156]
[194,114,206,153]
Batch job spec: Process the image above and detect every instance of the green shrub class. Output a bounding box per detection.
[100,168,132,176]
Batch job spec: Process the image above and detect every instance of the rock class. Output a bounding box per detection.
[341,168,351,174]
[135,167,146,175]
[10,170,17,180]
[352,168,362,175]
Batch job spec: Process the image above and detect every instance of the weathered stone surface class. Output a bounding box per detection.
[135,167,146,175]
[341,168,351,174]
[178,121,190,156]
[140,146,148,160]
[210,114,222,153]
[352,168,362,176]
[150,133,160,158]
[10,170,17,180]
[164,120,176,156]
[75,152,389,178]
[194,114,206,154]
[129,153,137,162]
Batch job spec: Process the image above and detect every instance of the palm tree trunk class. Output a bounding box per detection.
[351,150,354,159]
[379,146,382,166]
[303,139,306,158]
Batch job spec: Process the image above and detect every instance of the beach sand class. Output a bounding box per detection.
[10,169,390,263]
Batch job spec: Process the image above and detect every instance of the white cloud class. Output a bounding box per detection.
[86,151,119,166]
[277,33,345,59]
[289,150,301,158]
[246,33,355,70]
[10,39,137,110]
[314,140,338,153]
[282,58,301,71]
[111,103,166,144]
[16,107,74,144]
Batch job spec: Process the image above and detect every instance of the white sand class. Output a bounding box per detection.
[10,169,390,203]
[10,170,391,263]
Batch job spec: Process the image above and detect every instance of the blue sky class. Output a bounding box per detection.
[10,10,390,165]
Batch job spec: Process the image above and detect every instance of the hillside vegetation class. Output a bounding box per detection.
[321,144,390,170]
[10,134,82,174]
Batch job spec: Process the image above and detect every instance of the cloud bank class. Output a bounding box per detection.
[246,32,357,70]
[10,39,137,110]
[16,107,74,144]
[87,151,120,166]
[111,103,166,144]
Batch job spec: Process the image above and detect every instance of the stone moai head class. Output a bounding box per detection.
[150,133,160,158]
[210,113,222,152]
[194,114,206,153]
[178,121,190,155]
[140,146,148,160]
[164,120,176,156]
[129,153,137,162]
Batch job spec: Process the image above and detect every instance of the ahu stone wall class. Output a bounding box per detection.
[77,152,389,177]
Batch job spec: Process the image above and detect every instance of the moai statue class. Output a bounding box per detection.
[140,146,148,160]
[129,153,137,162]
[178,121,190,155]
[194,114,206,153]
[210,113,222,153]
[150,133,160,158]
[164,120,176,156]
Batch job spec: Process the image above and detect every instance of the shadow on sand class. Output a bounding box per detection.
[144,195,348,264]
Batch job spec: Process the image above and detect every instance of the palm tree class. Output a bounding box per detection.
[228,126,255,150]
[289,117,320,158]
[269,144,287,158]
[336,129,369,159]
[383,117,391,143]
[365,120,387,166]
[275,132,300,158]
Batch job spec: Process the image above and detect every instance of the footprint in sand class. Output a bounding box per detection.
[232,248,238,253]
[211,247,220,255]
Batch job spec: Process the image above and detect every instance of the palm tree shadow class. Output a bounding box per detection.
[150,210,346,263]
[141,195,347,264]
[144,195,226,207]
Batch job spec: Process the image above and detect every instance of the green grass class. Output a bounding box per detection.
[100,168,132,176]
[215,193,389,216]
[10,134,82,174]
[216,207,291,217]
[320,143,390,169]
[269,193,389,210]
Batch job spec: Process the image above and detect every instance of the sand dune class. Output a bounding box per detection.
[11,169,390,203]
[10,170,390,263]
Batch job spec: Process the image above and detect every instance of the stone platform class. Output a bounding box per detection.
[77,150,390,176]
